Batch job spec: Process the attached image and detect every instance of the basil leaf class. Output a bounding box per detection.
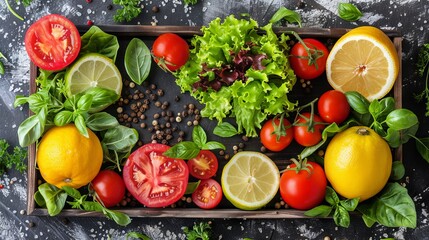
[124,38,151,84]
[339,198,359,211]
[333,206,350,228]
[369,100,382,120]
[86,112,119,131]
[385,109,419,130]
[102,125,139,152]
[304,205,333,218]
[77,94,93,112]
[61,186,82,199]
[54,111,73,126]
[415,137,429,163]
[383,128,401,148]
[357,182,417,228]
[401,123,419,144]
[192,125,207,149]
[325,186,340,206]
[36,183,67,216]
[185,181,201,194]
[269,7,302,27]
[74,114,89,138]
[81,201,104,212]
[163,141,200,159]
[338,3,363,21]
[80,26,120,62]
[390,161,405,181]
[377,97,396,120]
[202,141,226,150]
[103,208,132,226]
[18,107,46,147]
[85,87,119,113]
[345,91,370,114]
[213,122,238,137]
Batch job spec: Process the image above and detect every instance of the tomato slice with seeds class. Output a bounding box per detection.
[192,178,222,209]
[187,150,218,180]
[123,143,189,208]
[24,14,81,71]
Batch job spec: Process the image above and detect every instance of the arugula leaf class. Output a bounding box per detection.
[113,0,142,23]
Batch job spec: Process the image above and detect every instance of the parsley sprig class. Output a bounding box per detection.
[0,139,27,175]
[183,222,212,240]
[113,0,142,23]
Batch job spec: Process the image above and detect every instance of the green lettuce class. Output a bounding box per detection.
[175,15,297,137]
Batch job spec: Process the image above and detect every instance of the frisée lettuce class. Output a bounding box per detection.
[175,15,297,137]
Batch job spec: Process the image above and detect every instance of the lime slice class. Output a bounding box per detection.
[221,151,280,210]
[65,53,122,97]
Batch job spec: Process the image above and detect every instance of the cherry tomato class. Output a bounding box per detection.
[318,90,350,124]
[192,178,222,209]
[260,117,294,152]
[280,161,327,210]
[90,169,125,208]
[293,112,325,147]
[152,33,189,71]
[187,150,218,180]
[289,38,329,80]
[24,14,81,71]
[123,143,189,208]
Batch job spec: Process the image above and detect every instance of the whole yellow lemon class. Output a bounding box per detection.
[324,126,392,201]
[37,124,103,189]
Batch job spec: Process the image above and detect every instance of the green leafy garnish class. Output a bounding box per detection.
[0,52,6,75]
[338,3,363,21]
[113,0,142,23]
[175,15,297,137]
[183,222,212,240]
[163,125,225,159]
[124,38,152,84]
[269,6,302,27]
[183,0,198,5]
[0,139,27,175]
[415,43,429,115]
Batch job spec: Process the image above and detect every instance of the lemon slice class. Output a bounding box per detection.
[65,53,122,97]
[221,151,280,210]
[326,26,399,101]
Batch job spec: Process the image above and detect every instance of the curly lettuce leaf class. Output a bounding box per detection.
[175,15,297,137]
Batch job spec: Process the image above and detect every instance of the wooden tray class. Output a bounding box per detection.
[27,26,403,218]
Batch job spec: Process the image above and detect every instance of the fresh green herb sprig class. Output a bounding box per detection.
[305,187,359,228]
[183,221,212,240]
[415,43,429,115]
[126,232,151,240]
[338,3,363,21]
[34,183,131,226]
[0,139,27,175]
[269,6,302,27]
[113,0,142,23]
[0,52,6,75]
[163,125,225,159]
[183,0,199,5]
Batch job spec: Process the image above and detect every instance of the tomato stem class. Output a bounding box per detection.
[285,157,313,174]
[285,31,325,70]
[271,113,291,142]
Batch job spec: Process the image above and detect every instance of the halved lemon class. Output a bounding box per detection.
[326,26,399,101]
[221,151,280,210]
[65,53,122,97]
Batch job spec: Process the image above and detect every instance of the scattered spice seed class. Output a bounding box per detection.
[0,184,3,189]
[107,4,113,10]
[87,20,94,26]
[152,5,159,13]
[28,221,35,228]
[86,0,92,3]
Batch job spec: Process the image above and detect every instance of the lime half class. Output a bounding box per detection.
[65,53,122,97]
[221,151,280,210]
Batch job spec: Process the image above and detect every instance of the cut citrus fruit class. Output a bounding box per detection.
[221,151,280,210]
[65,53,122,97]
[326,26,399,101]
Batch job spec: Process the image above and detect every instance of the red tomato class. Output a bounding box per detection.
[318,90,350,124]
[293,112,325,147]
[280,161,327,210]
[152,33,189,71]
[24,14,81,71]
[192,178,222,209]
[289,38,329,80]
[187,150,218,180]
[90,170,125,208]
[260,117,294,152]
[123,143,189,208]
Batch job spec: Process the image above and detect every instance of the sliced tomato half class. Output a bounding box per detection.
[123,143,189,208]
[24,14,81,71]
[192,178,222,209]
[187,150,218,180]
